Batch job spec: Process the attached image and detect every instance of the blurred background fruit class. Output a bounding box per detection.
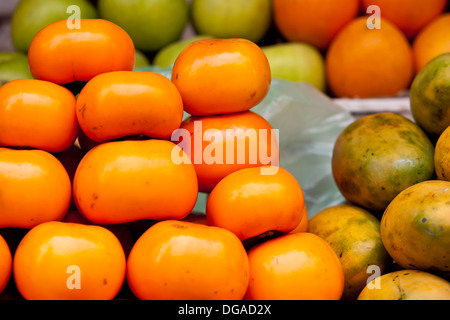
[0,52,32,85]
[326,17,414,98]
[191,0,271,44]
[273,0,359,51]
[98,0,189,52]
[413,13,450,72]
[361,0,447,39]
[133,50,150,69]
[11,0,97,52]
[152,34,210,68]
[262,42,326,92]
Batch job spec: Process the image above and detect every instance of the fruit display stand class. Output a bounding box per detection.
[334,94,413,120]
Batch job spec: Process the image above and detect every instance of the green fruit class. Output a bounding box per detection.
[410,52,450,140]
[191,0,271,43]
[381,180,450,279]
[332,112,435,212]
[11,0,97,52]
[98,0,189,52]
[0,52,33,86]
[358,270,450,300]
[308,204,391,300]
[153,35,211,68]
[133,50,150,69]
[262,42,326,92]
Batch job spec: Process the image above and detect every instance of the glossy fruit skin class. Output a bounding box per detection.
[177,111,279,192]
[73,139,198,224]
[191,0,272,44]
[11,0,98,53]
[361,0,447,39]
[326,17,414,98]
[381,180,450,279]
[332,113,435,211]
[127,220,249,300]
[0,235,12,294]
[76,71,183,143]
[410,52,450,140]
[435,125,450,180]
[273,0,359,50]
[413,14,450,72]
[0,148,71,228]
[358,270,450,300]
[0,79,78,152]
[172,38,271,116]
[245,233,344,300]
[98,0,189,52]
[290,206,308,233]
[308,204,391,300]
[206,166,305,241]
[28,19,135,84]
[13,221,126,300]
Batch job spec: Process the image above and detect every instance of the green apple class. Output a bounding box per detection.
[191,0,271,44]
[134,50,151,69]
[0,52,33,86]
[152,35,211,68]
[11,0,97,52]
[262,42,326,92]
[98,0,189,52]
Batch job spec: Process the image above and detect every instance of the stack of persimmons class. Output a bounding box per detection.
[0,18,344,300]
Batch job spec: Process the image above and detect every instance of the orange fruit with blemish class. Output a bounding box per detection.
[273,0,360,51]
[13,221,126,300]
[245,232,344,300]
[326,17,414,98]
[28,19,135,84]
[73,139,198,225]
[0,79,78,153]
[206,166,305,241]
[76,71,183,143]
[0,235,12,294]
[0,147,71,228]
[171,38,271,116]
[126,220,249,300]
[176,111,279,192]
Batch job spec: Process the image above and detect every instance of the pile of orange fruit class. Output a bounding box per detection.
[0,16,345,301]
[273,0,450,98]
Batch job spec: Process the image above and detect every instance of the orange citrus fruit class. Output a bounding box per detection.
[413,13,450,72]
[326,17,414,98]
[273,0,360,50]
[361,0,447,38]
